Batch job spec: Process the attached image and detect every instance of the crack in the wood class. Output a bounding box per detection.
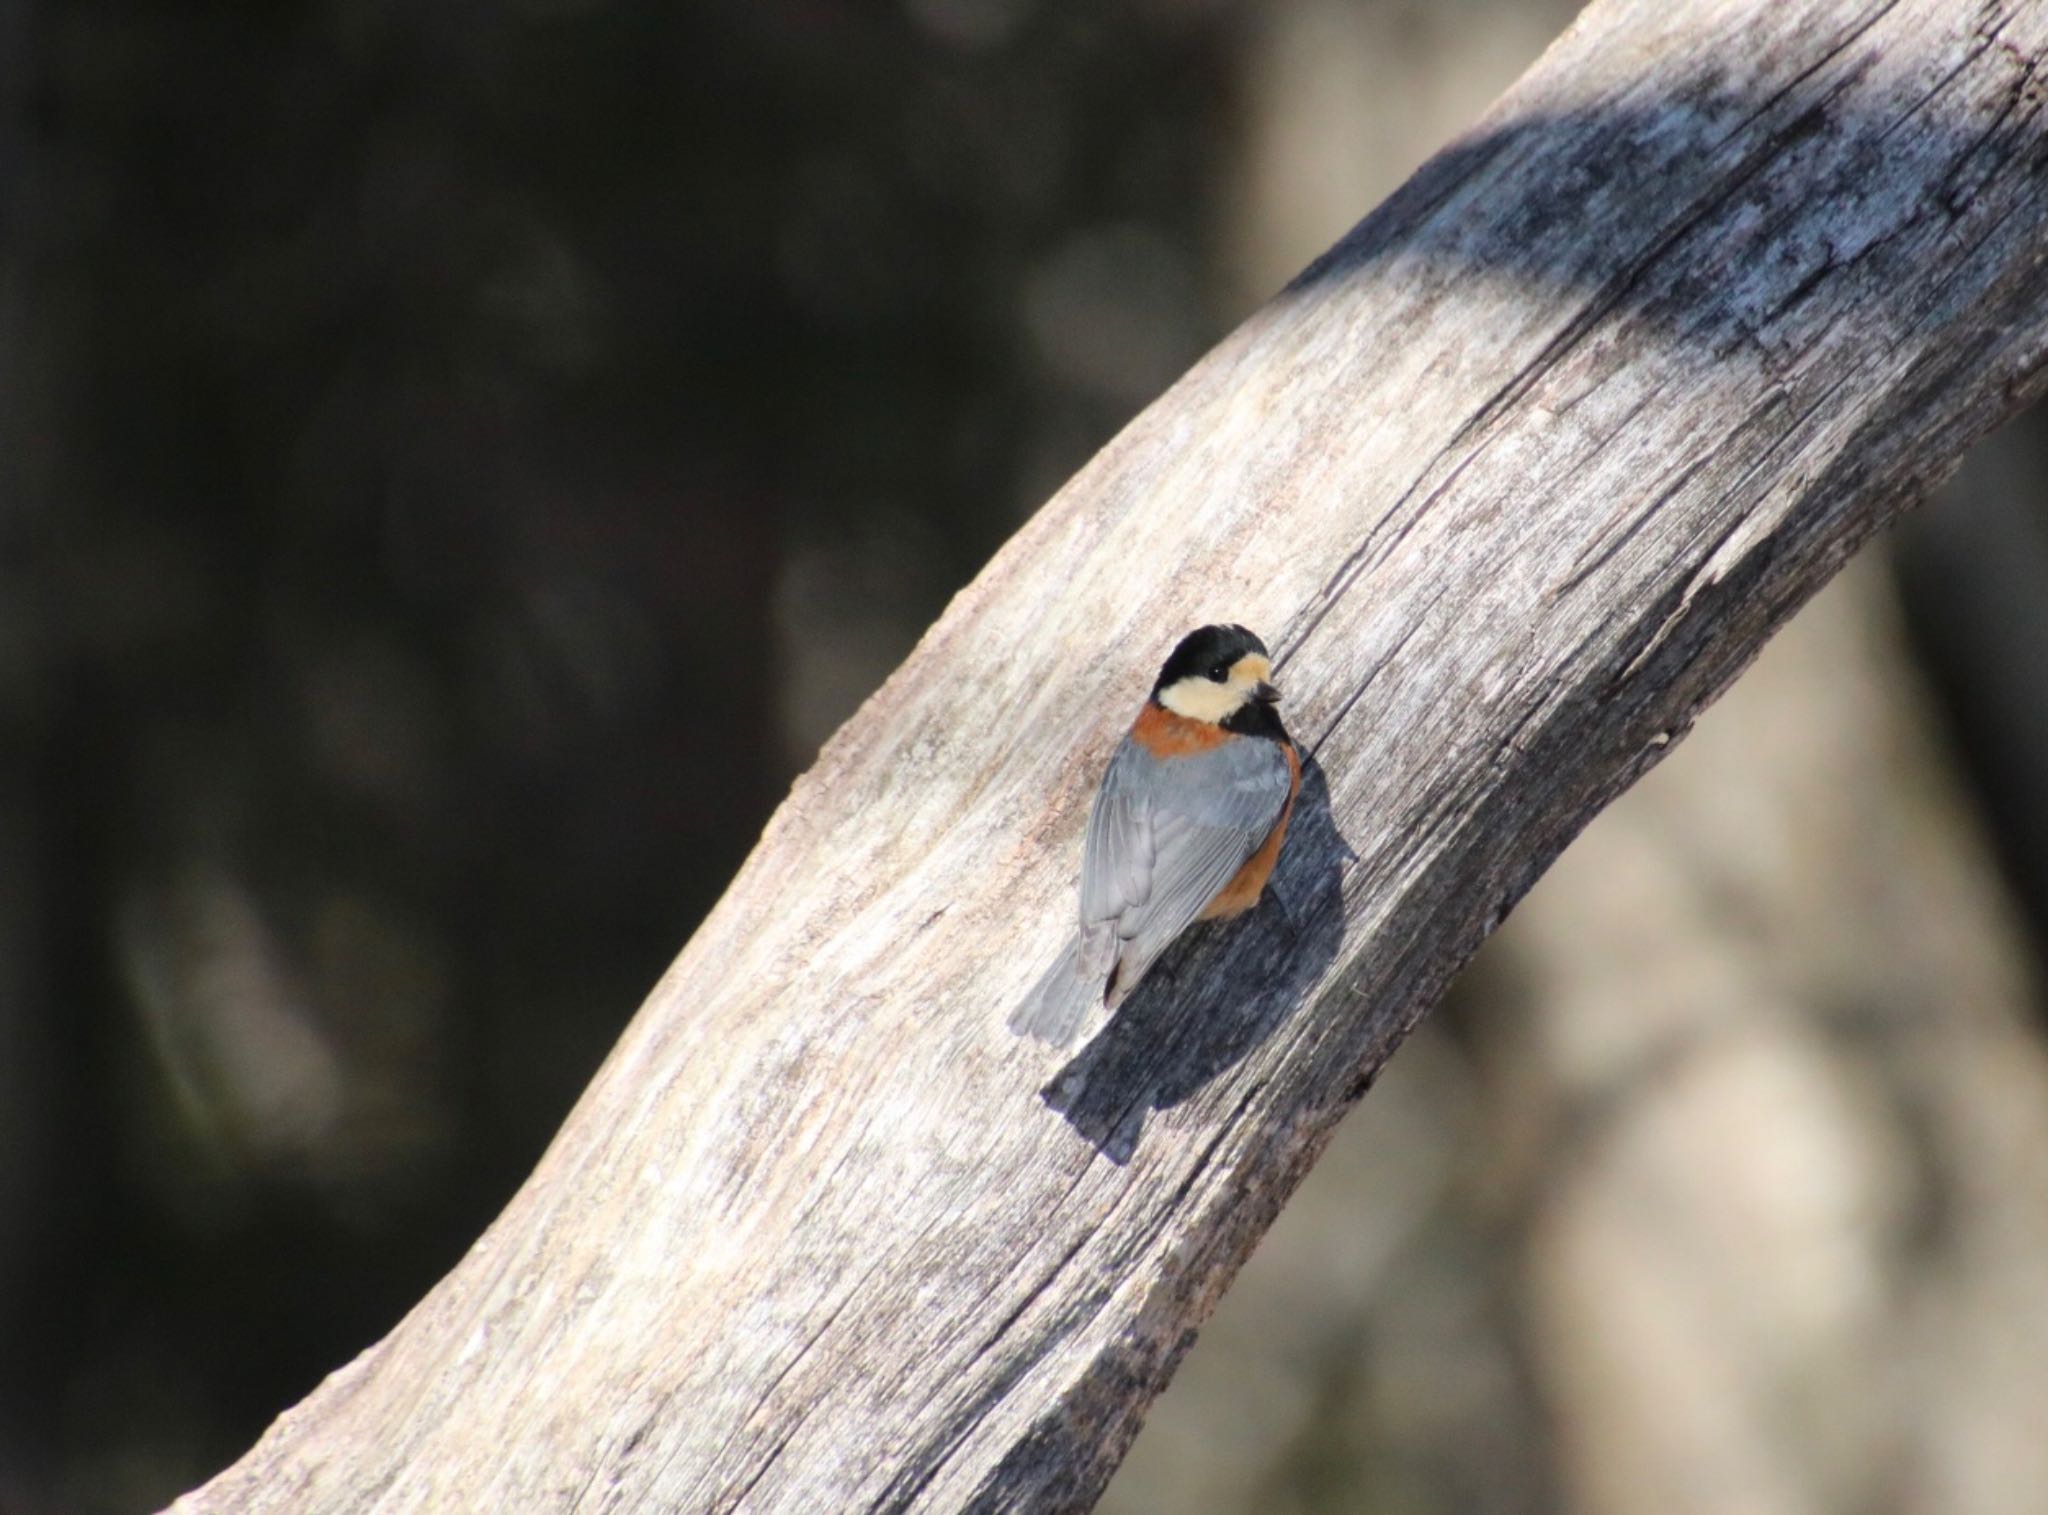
[659,1103,1013,1513]
[706,1214,965,1515]
[1307,594,1434,758]
[568,1398,666,1513]
[1565,385,1659,466]
[1876,38,1998,145]
[1764,239,1844,326]
[710,1115,1121,1513]
[1706,0,1904,153]
[1797,185,2044,445]
[713,1426,800,1515]
[740,1260,882,1428]
[1965,110,2048,216]
[867,1252,1097,1511]
[1476,660,1576,782]
[1279,474,1448,676]
[1612,500,1778,690]
[979,1228,1098,1379]
[1555,432,1731,598]
[869,1080,1265,1510]
[1938,78,2039,214]
[1155,1082,1263,1221]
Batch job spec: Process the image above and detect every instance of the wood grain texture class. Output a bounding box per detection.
[170,1,2048,1510]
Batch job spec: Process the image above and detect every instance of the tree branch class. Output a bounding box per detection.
[171,0,2048,1509]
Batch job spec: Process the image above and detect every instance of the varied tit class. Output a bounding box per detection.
[1009,624,1301,1048]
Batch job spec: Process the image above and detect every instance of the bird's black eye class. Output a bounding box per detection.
[1207,663,1231,682]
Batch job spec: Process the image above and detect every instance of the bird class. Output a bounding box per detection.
[1008,623,1301,1048]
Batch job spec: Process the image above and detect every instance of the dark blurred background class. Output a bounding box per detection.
[6,3,2048,1513]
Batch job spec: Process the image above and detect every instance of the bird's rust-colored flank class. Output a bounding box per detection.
[1130,700,1235,756]
[1199,741,1302,920]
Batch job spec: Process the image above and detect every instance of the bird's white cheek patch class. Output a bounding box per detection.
[1158,677,1245,724]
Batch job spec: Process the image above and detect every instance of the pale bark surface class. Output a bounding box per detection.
[174,1,2048,1510]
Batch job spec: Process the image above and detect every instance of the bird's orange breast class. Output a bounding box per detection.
[1130,700,1234,756]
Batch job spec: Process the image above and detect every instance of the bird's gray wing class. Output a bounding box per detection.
[1076,734,1293,1006]
[1074,736,1155,978]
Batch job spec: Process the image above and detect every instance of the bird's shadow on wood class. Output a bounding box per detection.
[1039,757,1351,1164]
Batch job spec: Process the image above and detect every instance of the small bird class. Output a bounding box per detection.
[1009,623,1301,1047]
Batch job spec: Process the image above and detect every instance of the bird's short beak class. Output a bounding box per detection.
[1254,680,1282,705]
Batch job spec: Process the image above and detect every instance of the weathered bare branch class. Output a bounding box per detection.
[171,0,2048,1509]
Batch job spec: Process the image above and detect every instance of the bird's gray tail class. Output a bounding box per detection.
[1007,939,1098,1047]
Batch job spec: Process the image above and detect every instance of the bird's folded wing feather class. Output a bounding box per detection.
[1078,734,1293,983]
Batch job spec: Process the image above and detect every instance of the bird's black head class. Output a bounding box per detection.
[1152,624,1267,691]
[1150,624,1286,737]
